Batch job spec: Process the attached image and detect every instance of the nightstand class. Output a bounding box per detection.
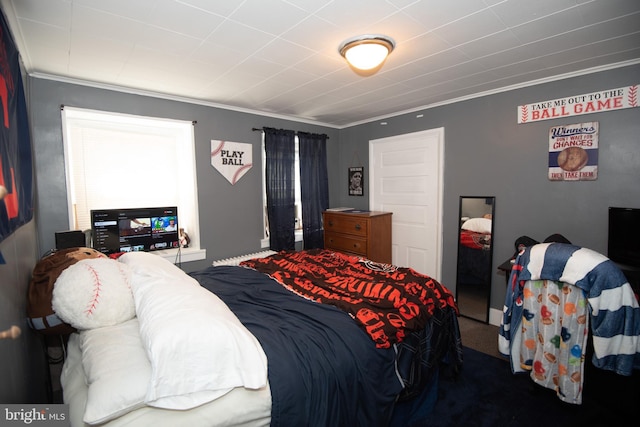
[497,258,515,286]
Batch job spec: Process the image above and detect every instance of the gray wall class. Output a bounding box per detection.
[335,64,640,313]
[28,78,339,273]
[1,60,50,403]
[0,221,50,403]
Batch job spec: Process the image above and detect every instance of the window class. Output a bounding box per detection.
[260,135,302,248]
[61,107,204,262]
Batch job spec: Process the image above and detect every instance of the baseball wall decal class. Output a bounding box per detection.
[211,140,253,185]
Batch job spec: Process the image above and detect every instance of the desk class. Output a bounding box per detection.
[614,263,640,296]
[497,258,514,286]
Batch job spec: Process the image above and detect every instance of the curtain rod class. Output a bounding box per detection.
[252,127,329,139]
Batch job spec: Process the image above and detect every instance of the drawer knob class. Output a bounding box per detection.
[355,224,361,230]
[328,220,333,227]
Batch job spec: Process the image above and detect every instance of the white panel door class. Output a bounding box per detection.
[369,128,444,280]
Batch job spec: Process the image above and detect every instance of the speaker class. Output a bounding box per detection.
[55,230,86,250]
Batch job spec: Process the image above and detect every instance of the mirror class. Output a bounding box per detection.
[456,196,495,323]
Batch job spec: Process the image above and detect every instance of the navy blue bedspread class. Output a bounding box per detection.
[192,265,460,426]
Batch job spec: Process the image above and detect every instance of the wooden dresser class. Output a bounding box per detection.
[323,210,392,263]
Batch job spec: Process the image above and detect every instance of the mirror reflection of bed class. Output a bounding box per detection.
[456,196,495,323]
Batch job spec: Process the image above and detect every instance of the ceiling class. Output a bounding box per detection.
[2,0,639,128]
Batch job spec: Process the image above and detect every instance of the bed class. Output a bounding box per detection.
[457,217,492,285]
[57,248,462,427]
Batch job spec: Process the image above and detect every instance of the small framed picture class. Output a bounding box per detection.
[348,166,364,196]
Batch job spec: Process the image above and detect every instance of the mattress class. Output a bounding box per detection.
[61,331,272,427]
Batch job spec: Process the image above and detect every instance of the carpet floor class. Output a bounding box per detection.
[414,346,639,427]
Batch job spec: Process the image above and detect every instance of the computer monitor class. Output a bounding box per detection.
[608,207,640,268]
[90,206,179,255]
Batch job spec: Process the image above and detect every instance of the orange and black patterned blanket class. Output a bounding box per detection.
[240,249,458,348]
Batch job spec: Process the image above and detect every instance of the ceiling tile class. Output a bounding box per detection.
[147,1,225,39]
[490,0,578,28]
[12,0,71,27]
[251,38,316,66]
[204,19,273,54]
[135,26,201,57]
[313,0,400,29]
[508,8,589,44]
[434,9,507,46]
[455,30,522,59]
[71,5,146,44]
[175,0,242,18]
[403,0,490,31]
[279,15,338,53]
[576,0,640,25]
[228,0,310,35]
[74,0,157,21]
[18,19,70,51]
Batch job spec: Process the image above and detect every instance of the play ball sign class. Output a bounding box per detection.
[211,140,253,185]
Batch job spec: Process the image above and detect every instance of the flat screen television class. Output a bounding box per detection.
[91,206,180,255]
[608,207,640,268]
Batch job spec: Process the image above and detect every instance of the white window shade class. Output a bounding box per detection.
[61,107,203,261]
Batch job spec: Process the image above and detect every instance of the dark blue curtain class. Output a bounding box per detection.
[298,132,329,249]
[264,127,296,251]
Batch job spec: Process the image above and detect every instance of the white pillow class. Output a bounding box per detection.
[118,251,187,280]
[60,334,90,426]
[461,217,492,234]
[130,266,268,410]
[52,258,135,330]
[79,319,151,424]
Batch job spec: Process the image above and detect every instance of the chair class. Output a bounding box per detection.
[499,242,640,404]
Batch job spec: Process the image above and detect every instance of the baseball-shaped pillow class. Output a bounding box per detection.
[52,258,135,330]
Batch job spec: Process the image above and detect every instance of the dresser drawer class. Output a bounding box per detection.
[324,232,367,256]
[323,214,368,237]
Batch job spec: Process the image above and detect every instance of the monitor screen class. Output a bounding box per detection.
[608,207,640,268]
[91,207,180,255]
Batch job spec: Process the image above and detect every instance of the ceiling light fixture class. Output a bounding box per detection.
[339,34,395,72]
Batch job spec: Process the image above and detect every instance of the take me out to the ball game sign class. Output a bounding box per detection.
[518,85,638,124]
[211,140,253,185]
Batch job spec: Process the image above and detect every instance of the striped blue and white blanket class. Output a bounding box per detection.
[499,243,640,376]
